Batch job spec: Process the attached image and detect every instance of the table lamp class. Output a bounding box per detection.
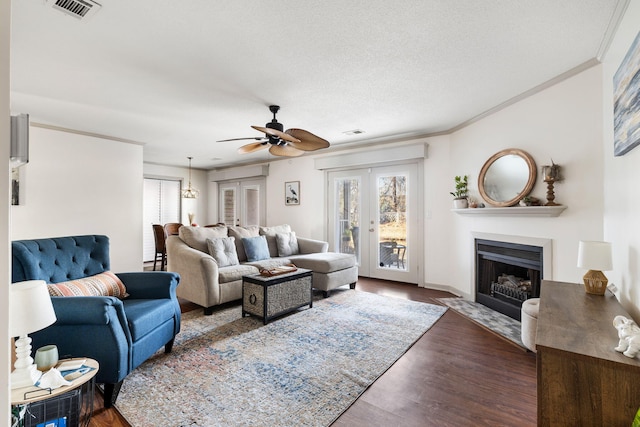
[10,280,57,389]
[577,241,613,295]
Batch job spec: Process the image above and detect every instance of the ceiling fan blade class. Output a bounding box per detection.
[217,137,266,142]
[268,144,305,157]
[251,125,301,144]
[285,128,330,151]
[238,142,268,154]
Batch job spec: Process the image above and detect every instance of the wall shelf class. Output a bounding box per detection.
[452,205,566,217]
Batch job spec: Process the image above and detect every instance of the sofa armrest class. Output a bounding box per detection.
[31,296,132,384]
[297,237,329,254]
[116,271,180,300]
[49,296,128,326]
[166,235,223,307]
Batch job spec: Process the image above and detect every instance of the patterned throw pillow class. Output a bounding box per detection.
[47,271,129,299]
[206,237,239,267]
[242,235,271,262]
[276,232,300,257]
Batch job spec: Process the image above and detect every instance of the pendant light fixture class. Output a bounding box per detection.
[181,156,199,199]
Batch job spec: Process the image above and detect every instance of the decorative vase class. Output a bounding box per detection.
[453,198,468,209]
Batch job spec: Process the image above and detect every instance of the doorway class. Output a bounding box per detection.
[328,162,420,284]
[218,178,266,226]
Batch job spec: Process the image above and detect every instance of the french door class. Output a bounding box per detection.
[328,163,420,284]
[218,178,265,226]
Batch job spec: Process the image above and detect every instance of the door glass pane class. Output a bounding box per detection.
[378,174,407,271]
[244,186,259,226]
[221,188,236,225]
[334,177,361,262]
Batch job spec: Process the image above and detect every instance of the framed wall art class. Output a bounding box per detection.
[614,30,640,156]
[285,181,300,205]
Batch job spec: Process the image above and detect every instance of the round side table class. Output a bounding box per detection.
[12,358,99,427]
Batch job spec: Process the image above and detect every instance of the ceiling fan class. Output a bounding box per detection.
[218,105,330,157]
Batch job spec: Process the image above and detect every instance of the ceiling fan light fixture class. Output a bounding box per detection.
[181,156,200,199]
[226,105,331,157]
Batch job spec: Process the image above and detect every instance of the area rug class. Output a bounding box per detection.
[436,297,525,349]
[115,290,447,427]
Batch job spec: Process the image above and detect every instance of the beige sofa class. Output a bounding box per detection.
[167,224,358,314]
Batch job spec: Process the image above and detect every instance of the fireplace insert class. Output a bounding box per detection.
[475,239,543,321]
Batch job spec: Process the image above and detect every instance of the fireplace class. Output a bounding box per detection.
[475,238,543,321]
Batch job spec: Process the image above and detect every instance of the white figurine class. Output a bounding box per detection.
[613,315,640,358]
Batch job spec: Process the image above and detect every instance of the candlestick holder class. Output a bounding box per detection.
[544,178,559,206]
[541,162,562,206]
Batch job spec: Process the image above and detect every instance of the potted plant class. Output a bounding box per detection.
[450,175,469,209]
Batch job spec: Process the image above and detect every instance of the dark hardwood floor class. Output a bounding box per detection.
[89,278,537,427]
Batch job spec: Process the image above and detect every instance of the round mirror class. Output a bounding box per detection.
[478,148,536,207]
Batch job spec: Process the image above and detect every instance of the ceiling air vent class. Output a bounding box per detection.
[46,0,102,20]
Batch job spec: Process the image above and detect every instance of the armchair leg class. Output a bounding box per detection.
[103,380,124,408]
[165,338,175,354]
[323,291,330,298]
[204,306,215,315]
[349,282,356,289]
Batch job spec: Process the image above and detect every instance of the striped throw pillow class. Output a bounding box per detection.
[47,271,129,299]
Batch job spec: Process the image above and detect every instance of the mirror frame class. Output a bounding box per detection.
[477,148,537,207]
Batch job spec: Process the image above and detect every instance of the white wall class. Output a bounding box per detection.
[445,67,604,298]
[602,0,640,319]
[2,0,11,421]
[143,162,208,226]
[266,156,325,240]
[422,135,455,288]
[10,126,143,272]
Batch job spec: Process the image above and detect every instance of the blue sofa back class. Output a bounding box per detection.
[12,235,110,283]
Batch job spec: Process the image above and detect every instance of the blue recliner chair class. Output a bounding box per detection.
[11,235,181,408]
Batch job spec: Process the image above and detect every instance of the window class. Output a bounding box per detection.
[143,178,181,261]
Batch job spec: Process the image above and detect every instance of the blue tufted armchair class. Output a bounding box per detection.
[11,235,181,408]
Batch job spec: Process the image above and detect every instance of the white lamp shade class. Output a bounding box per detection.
[577,241,613,271]
[10,280,57,337]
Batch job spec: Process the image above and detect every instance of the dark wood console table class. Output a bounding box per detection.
[537,280,640,426]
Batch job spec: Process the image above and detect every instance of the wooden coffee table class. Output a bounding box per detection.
[242,268,313,324]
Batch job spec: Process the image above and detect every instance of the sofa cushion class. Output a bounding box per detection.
[242,235,270,262]
[259,224,292,257]
[228,226,260,262]
[47,271,129,299]
[122,298,176,341]
[289,252,357,274]
[179,225,228,254]
[218,264,260,284]
[276,231,299,257]
[206,237,239,267]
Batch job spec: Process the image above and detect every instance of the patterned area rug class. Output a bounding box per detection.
[437,297,525,349]
[115,290,447,427]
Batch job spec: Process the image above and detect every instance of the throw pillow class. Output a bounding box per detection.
[228,225,260,262]
[276,231,300,257]
[242,235,270,262]
[206,237,239,267]
[47,271,129,299]
[259,224,292,257]
[179,225,228,254]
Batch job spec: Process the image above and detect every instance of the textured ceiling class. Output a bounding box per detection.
[10,0,624,169]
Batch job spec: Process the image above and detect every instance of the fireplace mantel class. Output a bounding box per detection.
[453,205,566,217]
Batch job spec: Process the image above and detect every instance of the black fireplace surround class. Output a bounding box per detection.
[475,239,543,321]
